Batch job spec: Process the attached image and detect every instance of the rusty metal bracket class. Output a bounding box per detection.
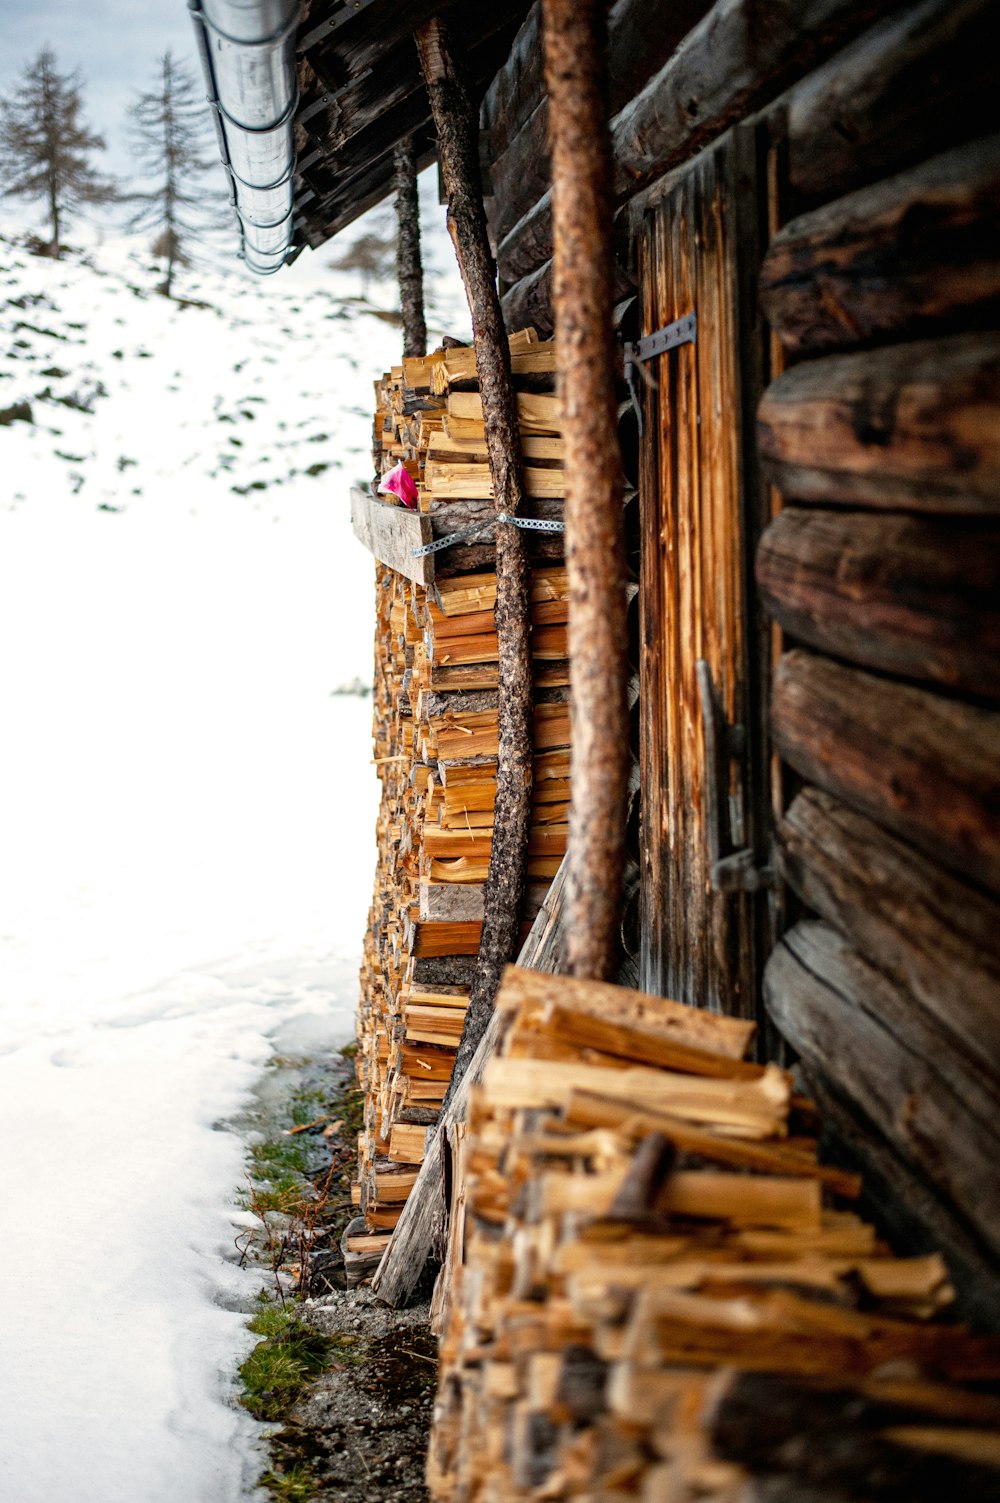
[695,659,773,895]
[623,311,697,437]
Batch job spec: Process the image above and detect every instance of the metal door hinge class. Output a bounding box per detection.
[623,312,697,436]
[696,659,773,895]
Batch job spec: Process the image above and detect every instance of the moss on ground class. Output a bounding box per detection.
[234,1043,368,1499]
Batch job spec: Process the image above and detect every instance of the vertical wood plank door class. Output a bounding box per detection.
[637,133,764,1021]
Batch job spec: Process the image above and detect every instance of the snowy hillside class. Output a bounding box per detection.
[1,232,460,514]
[0,229,467,1503]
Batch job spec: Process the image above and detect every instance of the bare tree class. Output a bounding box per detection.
[0,47,115,256]
[127,52,222,297]
[328,226,396,298]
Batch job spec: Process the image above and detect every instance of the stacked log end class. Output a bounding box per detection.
[348,330,572,1279]
[426,966,1000,1500]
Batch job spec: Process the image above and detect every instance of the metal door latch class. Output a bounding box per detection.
[695,659,773,895]
[623,311,697,436]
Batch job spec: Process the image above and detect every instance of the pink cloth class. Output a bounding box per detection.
[378,460,419,509]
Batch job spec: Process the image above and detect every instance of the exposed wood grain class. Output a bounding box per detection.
[758,333,1000,512]
[773,650,1000,895]
[637,133,759,1017]
[764,920,1000,1264]
[761,133,1000,355]
[777,786,1000,1081]
[350,486,433,585]
[756,507,1000,698]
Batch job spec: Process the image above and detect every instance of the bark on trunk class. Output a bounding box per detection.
[416,18,534,1105]
[543,0,627,979]
[393,139,427,360]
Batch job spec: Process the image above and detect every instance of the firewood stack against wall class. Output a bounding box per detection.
[425,966,1000,1500]
[348,330,574,1277]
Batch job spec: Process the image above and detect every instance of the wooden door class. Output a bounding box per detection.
[637,130,768,1021]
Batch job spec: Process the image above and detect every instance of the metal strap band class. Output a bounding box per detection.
[411,513,565,559]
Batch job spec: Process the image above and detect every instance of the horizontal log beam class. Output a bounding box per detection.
[611,0,887,200]
[765,919,1000,1263]
[772,650,1000,894]
[787,0,999,202]
[758,333,1000,512]
[777,787,1000,1082]
[756,507,1000,698]
[761,133,1000,356]
[484,0,710,278]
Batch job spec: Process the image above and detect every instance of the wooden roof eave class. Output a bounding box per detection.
[290,0,532,251]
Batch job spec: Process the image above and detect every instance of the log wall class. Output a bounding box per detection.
[751,0,1000,1312]
[477,0,1000,1310]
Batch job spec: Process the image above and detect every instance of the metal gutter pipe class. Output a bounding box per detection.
[189,0,301,274]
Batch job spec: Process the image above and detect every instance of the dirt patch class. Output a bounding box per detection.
[265,1287,437,1502]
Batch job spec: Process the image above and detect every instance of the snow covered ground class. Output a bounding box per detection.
[0,218,465,1500]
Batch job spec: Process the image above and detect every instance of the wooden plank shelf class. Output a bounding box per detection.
[350,485,434,586]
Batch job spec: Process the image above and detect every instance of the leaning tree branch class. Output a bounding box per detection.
[542,0,628,979]
[415,18,534,1106]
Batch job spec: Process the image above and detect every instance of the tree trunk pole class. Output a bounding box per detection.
[542,0,628,980]
[415,18,534,1104]
[393,139,427,360]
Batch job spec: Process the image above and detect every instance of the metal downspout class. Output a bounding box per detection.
[189,0,301,274]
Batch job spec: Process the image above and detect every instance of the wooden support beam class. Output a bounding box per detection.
[542,0,628,979]
[415,17,535,1100]
[393,138,427,360]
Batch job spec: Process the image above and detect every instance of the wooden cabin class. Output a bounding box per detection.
[277,0,1000,1327]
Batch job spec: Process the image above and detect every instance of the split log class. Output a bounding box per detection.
[778,787,1000,1083]
[772,650,1000,894]
[787,0,1000,203]
[372,860,568,1308]
[756,508,1000,698]
[542,0,628,978]
[761,133,1000,355]
[416,18,535,1102]
[422,959,1000,1501]
[764,920,1000,1263]
[758,333,1000,512]
[393,139,427,360]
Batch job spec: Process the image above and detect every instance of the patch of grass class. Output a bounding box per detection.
[259,1462,319,1502]
[239,1297,335,1422]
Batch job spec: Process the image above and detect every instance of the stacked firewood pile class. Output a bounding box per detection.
[426,967,1000,1500]
[348,331,571,1275]
[373,327,566,569]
